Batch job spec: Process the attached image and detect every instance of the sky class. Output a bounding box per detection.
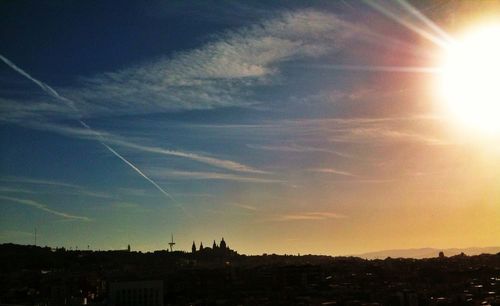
[1,0,500,255]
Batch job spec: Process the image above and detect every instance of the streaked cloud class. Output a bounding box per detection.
[293,117,453,146]
[266,211,347,222]
[0,176,81,189]
[188,115,453,146]
[0,10,357,121]
[232,203,258,211]
[0,195,92,222]
[307,168,357,177]
[0,98,69,122]
[328,127,451,145]
[62,10,352,116]
[0,177,113,199]
[247,143,351,158]
[108,138,266,174]
[24,121,266,174]
[0,186,36,194]
[150,169,284,184]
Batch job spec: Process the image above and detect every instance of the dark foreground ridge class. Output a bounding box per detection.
[1,243,500,306]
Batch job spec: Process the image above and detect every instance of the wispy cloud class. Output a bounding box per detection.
[0,8,441,124]
[232,203,258,211]
[328,128,451,145]
[0,55,178,204]
[26,121,266,174]
[186,116,452,147]
[0,176,81,189]
[307,168,357,177]
[0,195,92,221]
[0,10,356,120]
[0,97,70,122]
[336,178,395,184]
[266,211,347,222]
[0,177,113,199]
[0,186,36,194]
[108,138,266,174]
[150,169,284,184]
[275,116,453,146]
[247,144,351,158]
[173,192,216,198]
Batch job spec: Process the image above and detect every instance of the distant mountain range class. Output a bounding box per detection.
[356,246,500,259]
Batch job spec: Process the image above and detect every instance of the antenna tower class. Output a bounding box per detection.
[168,233,176,252]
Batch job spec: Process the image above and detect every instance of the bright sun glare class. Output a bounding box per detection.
[439,23,500,134]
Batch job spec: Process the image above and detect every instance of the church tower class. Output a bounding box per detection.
[192,241,196,253]
[220,237,227,250]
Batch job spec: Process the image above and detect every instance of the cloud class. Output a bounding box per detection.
[0,98,70,122]
[0,10,352,119]
[328,127,451,145]
[173,192,216,198]
[26,121,265,174]
[150,169,284,184]
[0,55,178,204]
[274,116,453,146]
[307,168,357,177]
[232,203,258,211]
[0,176,81,189]
[330,178,395,184]
[188,115,453,147]
[247,143,351,158]
[0,195,92,221]
[0,186,36,194]
[266,211,347,222]
[0,176,113,199]
[108,138,267,174]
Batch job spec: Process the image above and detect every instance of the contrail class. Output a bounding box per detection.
[80,121,176,202]
[0,54,177,204]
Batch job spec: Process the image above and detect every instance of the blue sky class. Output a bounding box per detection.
[1,0,500,255]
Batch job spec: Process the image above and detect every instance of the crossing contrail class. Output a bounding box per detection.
[0,54,177,204]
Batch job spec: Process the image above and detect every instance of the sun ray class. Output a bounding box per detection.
[364,0,449,48]
[394,0,454,44]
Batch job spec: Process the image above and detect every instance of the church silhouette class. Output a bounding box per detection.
[191,238,236,257]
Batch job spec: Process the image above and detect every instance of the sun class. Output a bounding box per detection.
[438,23,500,134]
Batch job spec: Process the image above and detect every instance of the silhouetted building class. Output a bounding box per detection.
[192,238,236,257]
[2,243,500,306]
[220,237,227,250]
